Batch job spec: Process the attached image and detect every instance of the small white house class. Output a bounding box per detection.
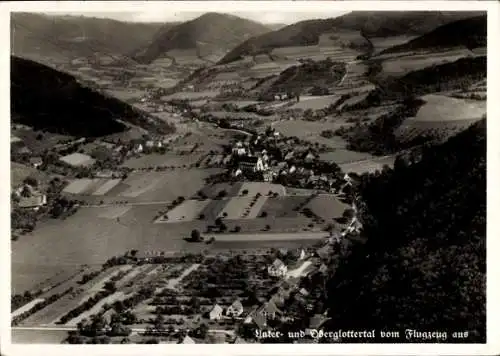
[209,304,223,320]
[226,300,244,317]
[268,258,287,277]
[255,157,266,172]
[299,249,307,260]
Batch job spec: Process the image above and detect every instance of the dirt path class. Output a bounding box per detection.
[285,260,313,279]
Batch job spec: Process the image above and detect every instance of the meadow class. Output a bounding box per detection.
[378,49,472,76]
[289,95,340,110]
[413,94,486,122]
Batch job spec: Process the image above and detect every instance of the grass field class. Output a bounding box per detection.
[339,156,396,174]
[413,94,486,122]
[161,91,220,101]
[97,206,133,219]
[319,149,375,164]
[63,178,121,195]
[200,182,243,199]
[305,194,349,220]
[217,196,254,219]
[289,95,340,110]
[121,152,205,169]
[260,196,310,218]
[370,35,417,53]
[12,329,68,344]
[158,199,212,223]
[272,119,347,148]
[198,199,230,221]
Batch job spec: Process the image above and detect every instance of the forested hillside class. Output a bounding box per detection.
[11,56,172,137]
[324,119,486,342]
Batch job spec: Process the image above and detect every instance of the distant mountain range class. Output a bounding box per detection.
[11,12,170,63]
[132,12,273,64]
[219,11,481,64]
[380,15,486,54]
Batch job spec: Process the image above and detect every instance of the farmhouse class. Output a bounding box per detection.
[258,300,281,320]
[179,335,196,344]
[59,153,96,167]
[29,156,43,168]
[244,309,267,330]
[226,300,244,317]
[18,193,47,210]
[268,258,287,277]
[209,304,224,320]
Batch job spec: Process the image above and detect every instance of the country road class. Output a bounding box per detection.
[81,200,172,208]
[12,325,234,335]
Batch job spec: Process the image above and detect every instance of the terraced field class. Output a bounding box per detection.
[377,48,473,76]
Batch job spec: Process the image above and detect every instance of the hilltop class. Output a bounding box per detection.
[11,56,158,137]
[219,11,478,64]
[11,12,168,63]
[133,12,272,64]
[324,119,486,341]
[380,15,486,54]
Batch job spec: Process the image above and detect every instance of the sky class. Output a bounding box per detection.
[49,10,350,25]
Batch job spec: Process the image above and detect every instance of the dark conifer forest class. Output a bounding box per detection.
[324,119,486,342]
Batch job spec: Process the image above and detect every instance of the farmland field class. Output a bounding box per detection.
[259,196,310,218]
[319,149,375,164]
[210,231,327,242]
[198,199,230,221]
[200,182,243,198]
[370,35,418,53]
[161,91,220,101]
[217,196,254,219]
[12,329,67,344]
[289,95,340,110]
[97,206,132,219]
[158,199,212,223]
[339,155,396,174]
[413,94,486,122]
[110,169,221,202]
[378,49,473,76]
[305,194,349,220]
[272,119,347,148]
[121,152,206,169]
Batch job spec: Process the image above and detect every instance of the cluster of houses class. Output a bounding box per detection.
[208,299,245,321]
[226,130,347,192]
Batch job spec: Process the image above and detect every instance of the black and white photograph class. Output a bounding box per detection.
[3,0,498,353]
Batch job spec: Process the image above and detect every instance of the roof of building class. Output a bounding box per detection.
[18,194,46,208]
[29,156,43,164]
[230,300,244,311]
[210,304,223,315]
[181,335,195,344]
[270,258,286,269]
